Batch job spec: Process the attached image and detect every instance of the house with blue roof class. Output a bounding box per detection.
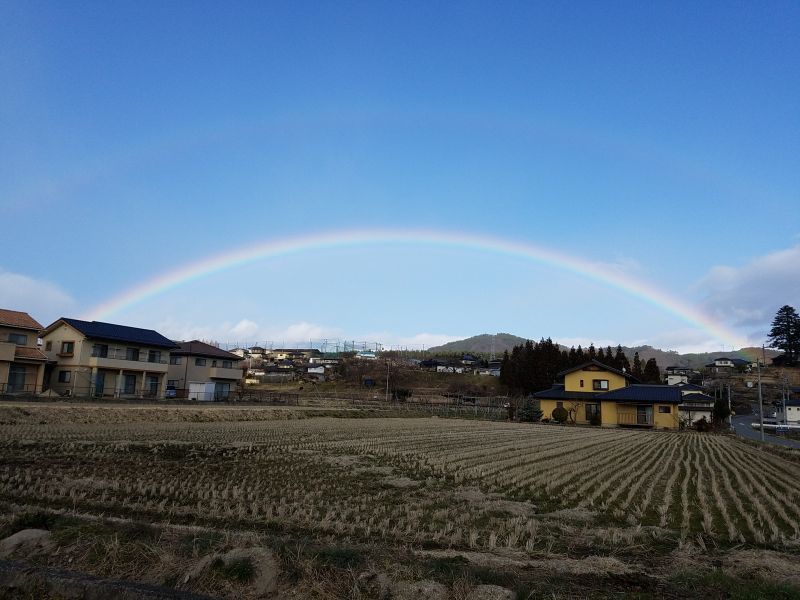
[41,318,178,398]
[533,360,681,429]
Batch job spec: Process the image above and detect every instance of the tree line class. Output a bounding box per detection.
[499,338,661,395]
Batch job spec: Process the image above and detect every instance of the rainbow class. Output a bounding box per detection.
[84,228,748,349]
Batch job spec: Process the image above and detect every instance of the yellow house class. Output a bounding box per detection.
[0,309,47,394]
[41,318,179,398]
[534,360,680,430]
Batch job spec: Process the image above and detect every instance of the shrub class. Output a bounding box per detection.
[551,406,568,423]
[695,416,711,432]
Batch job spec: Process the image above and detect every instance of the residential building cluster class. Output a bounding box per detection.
[0,308,243,400]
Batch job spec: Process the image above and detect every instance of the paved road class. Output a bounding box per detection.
[731,413,800,449]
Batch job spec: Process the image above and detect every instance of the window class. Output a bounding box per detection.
[145,375,159,396]
[8,365,26,392]
[579,379,584,388]
[556,401,564,409]
[91,344,108,358]
[214,381,231,400]
[123,374,136,394]
[59,341,74,356]
[222,360,232,369]
[658,406,672,414]
[195,358,207,366]
[8,333,27,345]
[148,350,162,363]
[592,379,609,391]
[212,360,217,367]
[167,379,178,387]
[169,355,182,365]
[58,370,71,383]
[126,348,140,361]
[45,341,52,351]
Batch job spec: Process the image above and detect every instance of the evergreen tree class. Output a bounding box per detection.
[712,397,731,426]
[597,347,606,362]
[588,344,597,360]
[642,358,661,383]
[499,350,511,388]
[632,352,644,380]
[605,346,614,365]
[614,346,631,373]
[767,305,800,362]
[614,345,630,372]
[575,345,585,364]
[568,346,577,366]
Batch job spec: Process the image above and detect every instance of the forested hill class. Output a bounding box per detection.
[427,334,778,368]
[429,333,528,354]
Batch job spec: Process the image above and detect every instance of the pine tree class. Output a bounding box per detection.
[767,305,800,362]
[588,344,597,360]
[597,347,606,362]
[642,358,661,383]
[615,345,630,372]
[632,352,643,380]
[575,345,585,363]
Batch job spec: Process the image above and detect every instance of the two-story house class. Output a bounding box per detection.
[167,340,244,400]
[41,318,178,398]
[0,309,47,394]
[534,360,681,430]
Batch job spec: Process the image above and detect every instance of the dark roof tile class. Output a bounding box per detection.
[598,384,682,404]
[172,340,241,360]
[52,318,178,349]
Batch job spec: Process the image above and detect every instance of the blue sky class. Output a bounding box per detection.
[1,1,798,352]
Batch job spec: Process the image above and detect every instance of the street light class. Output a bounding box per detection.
[757,353,764,441]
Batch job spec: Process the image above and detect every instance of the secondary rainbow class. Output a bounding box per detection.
[84,228,748,349]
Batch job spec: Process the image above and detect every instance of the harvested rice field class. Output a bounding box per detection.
[1,402,799,599]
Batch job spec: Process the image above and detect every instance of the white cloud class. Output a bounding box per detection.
[149,317,343,348]
[0,269,76,324]
[229,319,259,338]
[696,245,800,328]
[395,333,464,349]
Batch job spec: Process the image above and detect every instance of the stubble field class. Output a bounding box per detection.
[1,403,799,599]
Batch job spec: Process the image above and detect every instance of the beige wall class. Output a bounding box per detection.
[42,322,172,397]
[167,355,243,388]
[654,403,680,429]
[0,325,46,393]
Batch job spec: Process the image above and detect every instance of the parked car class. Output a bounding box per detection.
[165,385,177,398]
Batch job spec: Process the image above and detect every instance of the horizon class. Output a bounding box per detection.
[1,2,798,354]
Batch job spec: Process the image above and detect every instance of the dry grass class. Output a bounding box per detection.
[2,403,800,598]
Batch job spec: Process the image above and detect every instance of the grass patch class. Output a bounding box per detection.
[669,568,800,599]
[0,510,59,537]
[178,530,223,557]
[313,546,365,569]
[210,556,255,583]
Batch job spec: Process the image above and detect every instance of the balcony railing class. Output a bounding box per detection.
[90,348,167,364]
[0,383,43,396]
[617,410,653,427]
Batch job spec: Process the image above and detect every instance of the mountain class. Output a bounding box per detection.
[428,333,527,354]
[428,334,780,368]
